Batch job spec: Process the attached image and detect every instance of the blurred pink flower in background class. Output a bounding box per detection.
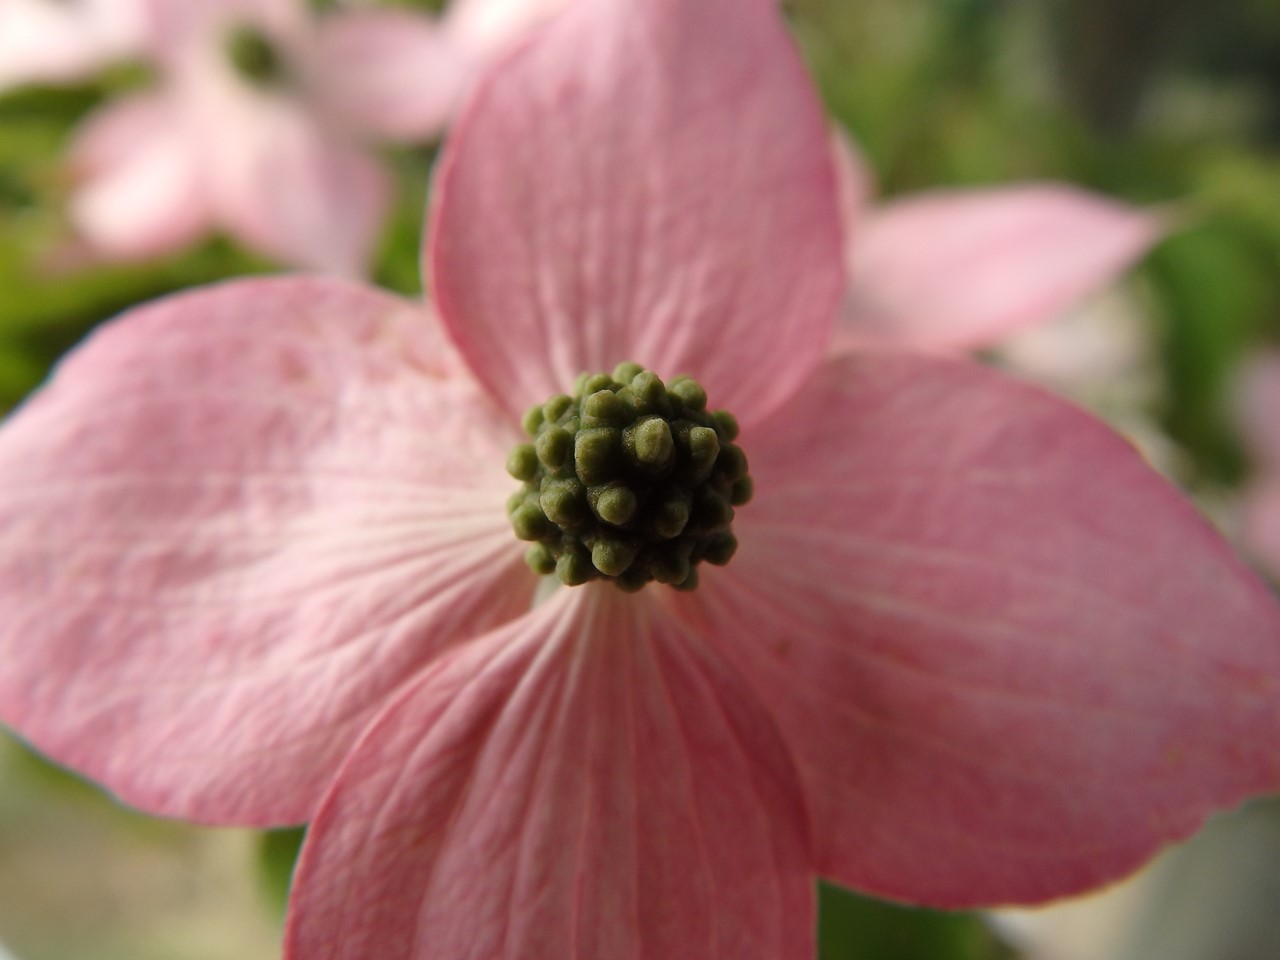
[0,0,149,92]
[65,0,420,273]
[64,0,564,274]
[1235,351,1280,579]
[1,0,1279,957]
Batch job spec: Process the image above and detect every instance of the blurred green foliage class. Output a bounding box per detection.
[818,882,1013,960]
[0,736,280,960]
[258,826,307,918]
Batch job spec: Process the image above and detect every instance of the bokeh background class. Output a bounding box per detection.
[3,0,1280,957]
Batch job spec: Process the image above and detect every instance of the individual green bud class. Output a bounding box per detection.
[650,548,691,585]
[536,426,573,471]
[583,390,627,425]
[651,494,691,539]
[673,567,699,591]
[542,394,574,423]
[615,572,650,592]
[540,479,588,526]
[730,476,754,506]
[593,483,638,526]
[629,371,669,415]
[582,373,614,396]
[525,543,556,575]
[712,410,739,441]
[668,375,707,412]
[630,416,674,469]
[522,404,545,436]
[686,425,720,483]
[511,501,550,541]
[612,361,644,384]
[556,547,594,586]
[575,427,620,484]
[691,488,733,532]
[506,444,538,481]
[715,443,749,483]
[591,538,638,576]
[703,532,738,566]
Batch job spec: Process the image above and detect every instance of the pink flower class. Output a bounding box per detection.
[2,0,1279,956]
[1236,352,1280,580]
[0,0,148,92]
[66,0,471,273]
[832,134,1165,354]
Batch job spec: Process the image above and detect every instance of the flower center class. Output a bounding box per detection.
[506,363,752,591]
[226,25,287,87]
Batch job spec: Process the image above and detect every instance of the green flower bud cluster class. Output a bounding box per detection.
[226,25,287,86]
[506,363,752,591]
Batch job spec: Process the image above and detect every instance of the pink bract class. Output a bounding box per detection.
[1,0,1279,957]
[833,140,1165,353]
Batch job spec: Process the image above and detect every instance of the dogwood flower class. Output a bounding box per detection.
[2,0,1279,957]
[66,0,470,273]
[0,0,148,93]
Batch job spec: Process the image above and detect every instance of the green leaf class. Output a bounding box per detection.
[258,827,307,917]
[1145,219,1274,485]
[818,882,1013,960]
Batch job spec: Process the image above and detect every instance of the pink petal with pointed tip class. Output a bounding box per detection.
[839,185,1163,351]
[429,0,843,424]
[286,585,812,960]
[210,94,390,276]
[67,93,212,260]
[0,276,534,825]
[311,9,469,141]
[667,351,1280,906]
